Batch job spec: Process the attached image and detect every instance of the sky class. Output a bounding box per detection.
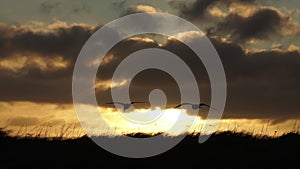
[0,0,299,137]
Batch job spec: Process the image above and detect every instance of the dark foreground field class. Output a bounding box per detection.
[0,129,299,169]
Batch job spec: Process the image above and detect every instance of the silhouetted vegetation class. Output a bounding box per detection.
[0,128,299,169]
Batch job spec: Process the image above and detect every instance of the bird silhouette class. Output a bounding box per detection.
[106,102,145,111]
[174,103,215,110]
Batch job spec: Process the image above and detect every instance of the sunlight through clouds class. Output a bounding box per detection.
[94,79,128,90]
[0,55,69,72]
[0,101,298,138]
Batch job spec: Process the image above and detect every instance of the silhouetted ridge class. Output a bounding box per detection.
[0,130,299,169]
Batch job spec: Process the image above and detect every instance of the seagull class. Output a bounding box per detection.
[174,103,215,110]
[106,102,145,111]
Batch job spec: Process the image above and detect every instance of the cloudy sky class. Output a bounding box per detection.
[0,0,299,136]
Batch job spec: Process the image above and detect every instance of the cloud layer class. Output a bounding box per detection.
[170,0,256,21]
[171,0,298,43]
[1,0,300,125]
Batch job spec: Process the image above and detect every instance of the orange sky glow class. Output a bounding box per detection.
[0,101,298,138]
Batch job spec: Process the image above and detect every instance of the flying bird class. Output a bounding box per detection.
[174,103,215,110]
[106,102,145,111]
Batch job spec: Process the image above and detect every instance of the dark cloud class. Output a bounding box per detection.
[0,23,97,103]
[0,71,73,103]
[95,34,300,122]
[170,0,256,20]
[215,8,291,42]
[0,22,299,122]
[170,0,218,20]
[0,23,96,61]
[95,35,208,109]
[171,0,297,42]
[209,37,300,121]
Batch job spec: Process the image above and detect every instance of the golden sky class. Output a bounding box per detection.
[0,0,299,137]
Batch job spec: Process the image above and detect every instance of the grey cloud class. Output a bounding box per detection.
[0,22,299,122]
[0,24,96,60]
[215,8,291,42]
[95,34,300,122]
[170,0,297,43]
[209,38,300,121]
[0,23,98,103]
[0,23,98,74]
[170,0,218,20]
[170,0,256,21]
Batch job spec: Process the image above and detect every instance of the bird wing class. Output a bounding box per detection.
[200,103,218,110]
[174,103,192,108]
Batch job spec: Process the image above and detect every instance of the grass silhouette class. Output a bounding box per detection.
[0,128,299,169]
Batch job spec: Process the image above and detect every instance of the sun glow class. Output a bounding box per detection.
[0,102,298,138]
[100,107,193,136]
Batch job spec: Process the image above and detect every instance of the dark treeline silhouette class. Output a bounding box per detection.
[0,128,299,169]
